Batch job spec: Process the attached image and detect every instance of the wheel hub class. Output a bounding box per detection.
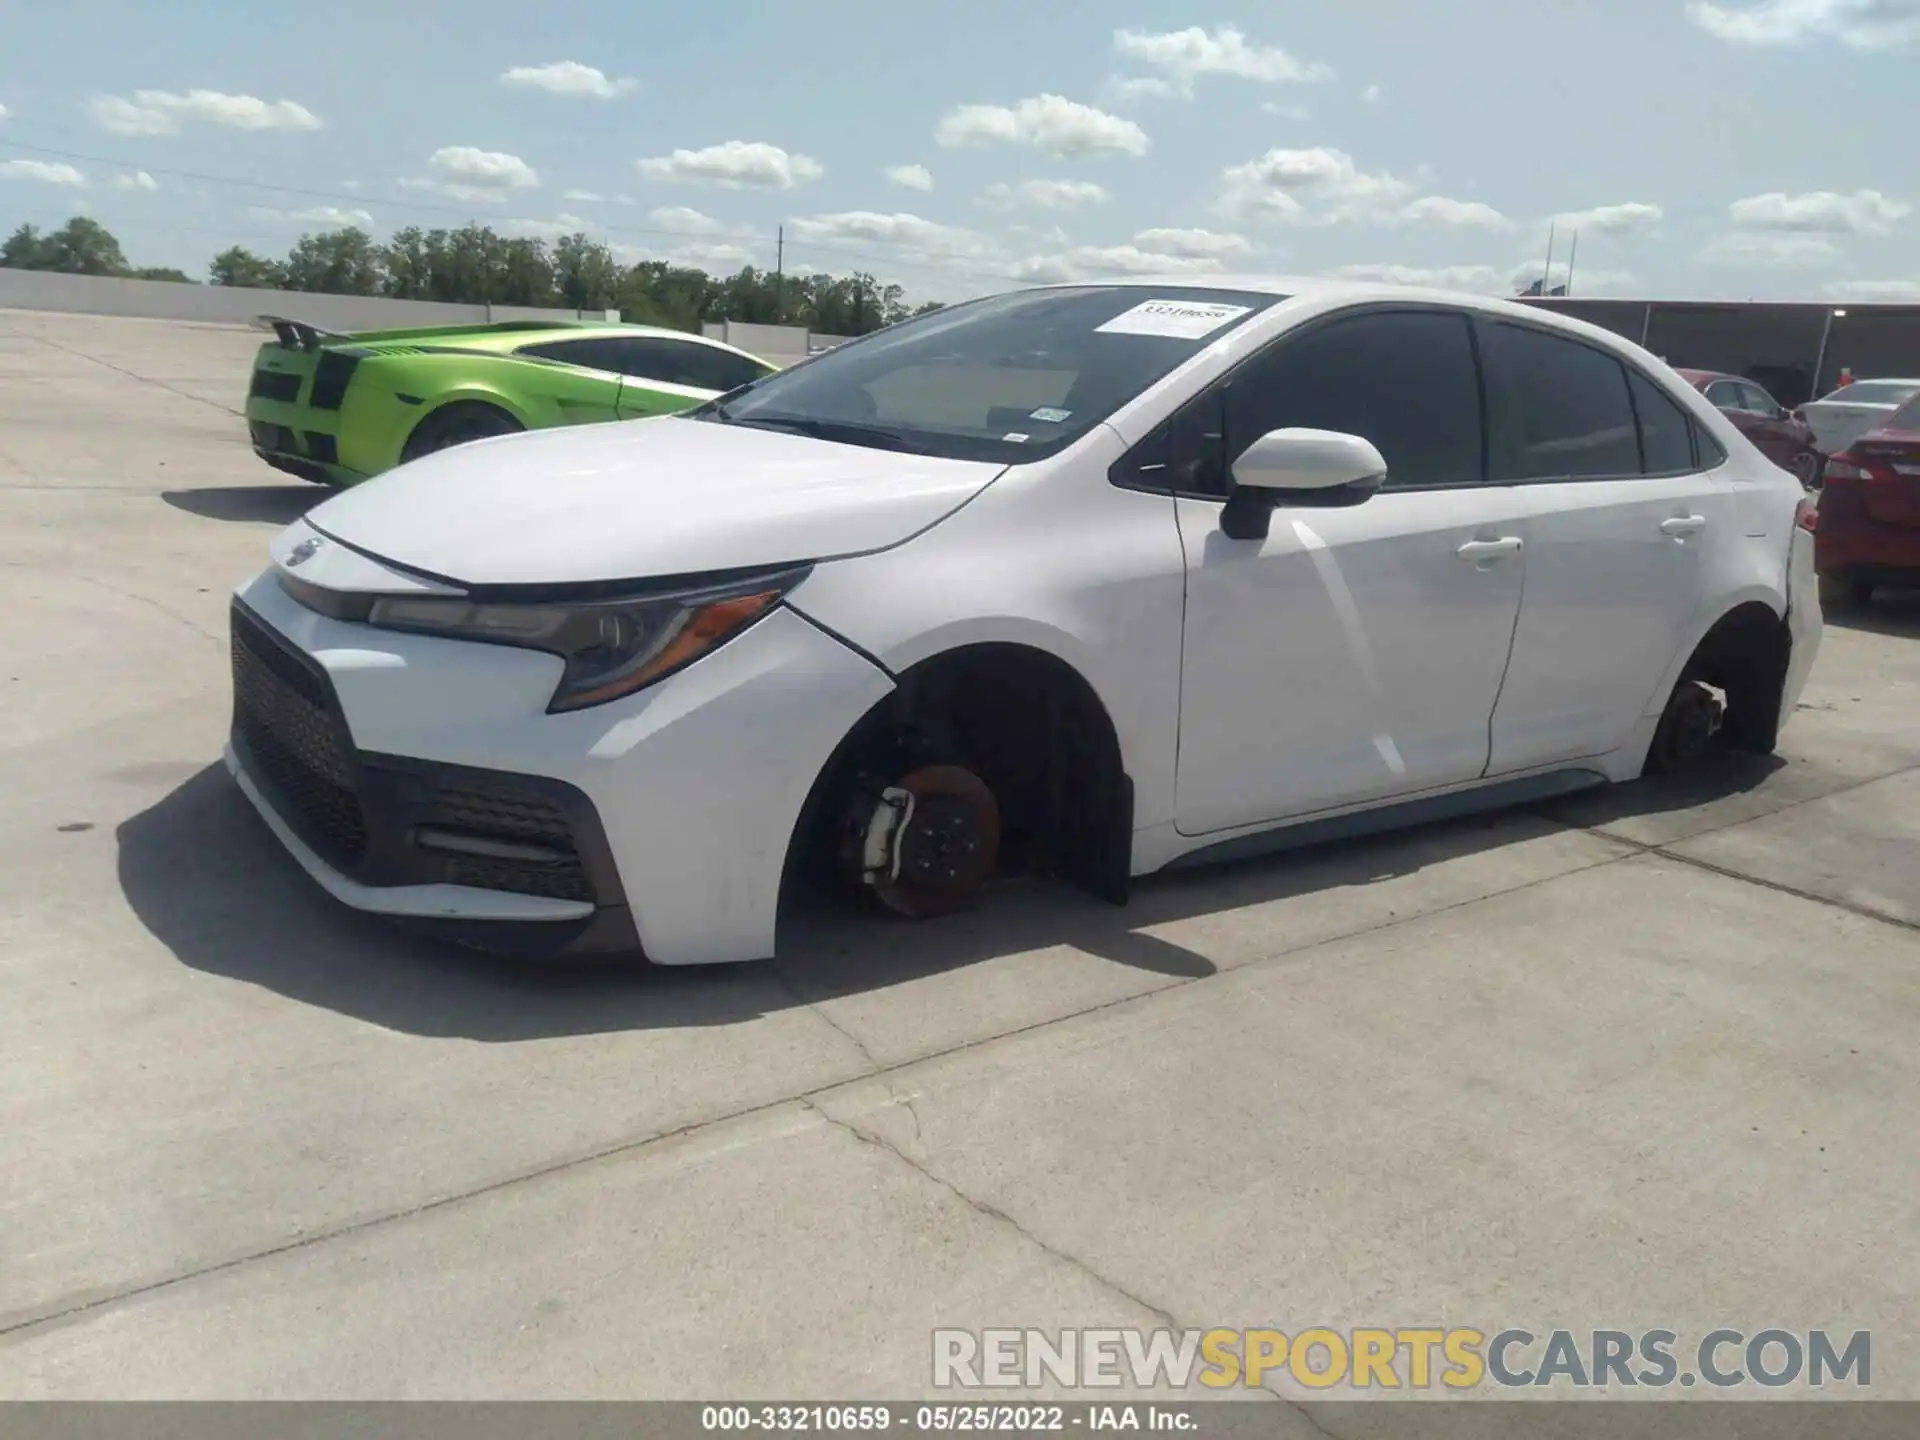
[848,764,1000,918]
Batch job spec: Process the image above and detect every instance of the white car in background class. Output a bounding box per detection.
[225,278,1822,965]
[1801,378,1920,456]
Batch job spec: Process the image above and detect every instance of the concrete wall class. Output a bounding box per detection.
[702,320,857,364]
[0,268,593,331]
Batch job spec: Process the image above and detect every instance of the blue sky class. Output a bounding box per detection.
[1,0,1915,303]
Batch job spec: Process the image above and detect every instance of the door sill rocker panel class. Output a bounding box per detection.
[1163,767,1608,872]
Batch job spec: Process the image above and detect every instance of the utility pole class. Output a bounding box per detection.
[774,225,784,324]
[1563,229,1578,297]
[1541,221,1556,298]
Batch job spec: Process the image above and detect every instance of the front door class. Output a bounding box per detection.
[1163,308,1528,836]
[1480,321,1734,771]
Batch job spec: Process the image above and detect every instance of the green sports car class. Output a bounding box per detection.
[243,316,776,487]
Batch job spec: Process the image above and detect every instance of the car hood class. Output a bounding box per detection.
[303,415,1006,587]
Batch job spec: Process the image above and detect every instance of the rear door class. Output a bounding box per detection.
[1483,321,1738,773]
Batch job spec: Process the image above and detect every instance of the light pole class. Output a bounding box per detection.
[1811,307,1846,397]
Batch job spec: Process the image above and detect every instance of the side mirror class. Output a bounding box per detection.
[1220,428,1387,541]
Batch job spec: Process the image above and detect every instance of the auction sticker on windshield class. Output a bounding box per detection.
[1096,298,1253,339]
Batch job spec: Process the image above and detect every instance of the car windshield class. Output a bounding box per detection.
[691,285,1283,463]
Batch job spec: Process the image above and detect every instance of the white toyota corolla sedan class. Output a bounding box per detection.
[227,278,1822,964]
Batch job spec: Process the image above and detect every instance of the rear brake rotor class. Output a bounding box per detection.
[859,764,1000,919]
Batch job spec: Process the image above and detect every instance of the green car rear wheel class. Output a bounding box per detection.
[400,402,524,464]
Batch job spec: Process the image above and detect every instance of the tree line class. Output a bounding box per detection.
[2,215,943,336]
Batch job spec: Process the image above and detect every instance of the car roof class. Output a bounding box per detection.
[1673,368,1737,385]
[1812,377,1920,397]
[1027,272,1629,328]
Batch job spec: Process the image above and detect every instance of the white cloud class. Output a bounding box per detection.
[1687,0,1920,49]
[647,205,756,239]
[885,163,934,192]
[1699,232,1843,267]
[499,61,636,99]
[1217,147,1413,224]
[637,140,823,189]
[90,89,320,136]
[1112,25,1333,96]
[1260,101,1312,120]
[563,189,635,204]
[0,103,10,121]
[429,145,539,189]
[399,178,512,204]
[1397,196,1513,230]
[1106,75,1184,104]
[1728,188,1909,235]
[1131,227,1255,258]
[1552,201,1665,235]
[1010,244,1226,284]
[0,159,86,185]
[980,178,1111,211]
[1330,262,1508,293]
[936,94,1149,158]
[1361,84,1384,104]
[249,205,375,229]
[114,170,159,192]
[1825,278,1920,301]
[788,210,995,261]
[501,213,593,240]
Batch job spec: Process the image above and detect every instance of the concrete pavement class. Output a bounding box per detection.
[2,308,1916,1411]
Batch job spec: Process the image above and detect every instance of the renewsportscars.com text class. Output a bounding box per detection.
[932,1327,1871,1391]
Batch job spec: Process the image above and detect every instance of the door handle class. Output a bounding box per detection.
[1456,537,1524,561]
[1660,515,1707,537]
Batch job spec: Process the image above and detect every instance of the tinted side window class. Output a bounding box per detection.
[1222,310,1482,492]
[1626,369,1696,474]
[1481,322,1640,481]
[670,343,773,392]
[516,338,621,370]
[1703,379,1743,411]
[1739,381,1779,415]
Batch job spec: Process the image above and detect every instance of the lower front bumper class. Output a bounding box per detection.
[224,740,643,960]
[228,569,898,965]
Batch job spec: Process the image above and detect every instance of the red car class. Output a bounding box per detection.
[1676,369,1822,486]
[1814,390,1920,609]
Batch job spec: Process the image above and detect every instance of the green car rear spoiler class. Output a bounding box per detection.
[252,314,347,352]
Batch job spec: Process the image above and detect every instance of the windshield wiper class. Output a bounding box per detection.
[721,414,927,454]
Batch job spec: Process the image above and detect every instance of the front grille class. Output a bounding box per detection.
[305,432,339,465]
[309,351,361,410]
[420,779,593,903]
[230,607,368,866]
[249,369,304,403]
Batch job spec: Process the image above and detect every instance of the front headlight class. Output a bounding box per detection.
[365,567,809,713]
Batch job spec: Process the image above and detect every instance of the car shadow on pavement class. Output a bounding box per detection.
[162,485,324,525]
[1525,749,1785,831]
[1827,585,1920,641]
[119,756,1776,1042]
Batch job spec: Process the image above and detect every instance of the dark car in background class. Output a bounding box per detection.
[1677,369,1822,486]
[1814,390,1920,610]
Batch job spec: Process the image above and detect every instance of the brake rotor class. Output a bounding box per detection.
[861,764,1000,919]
